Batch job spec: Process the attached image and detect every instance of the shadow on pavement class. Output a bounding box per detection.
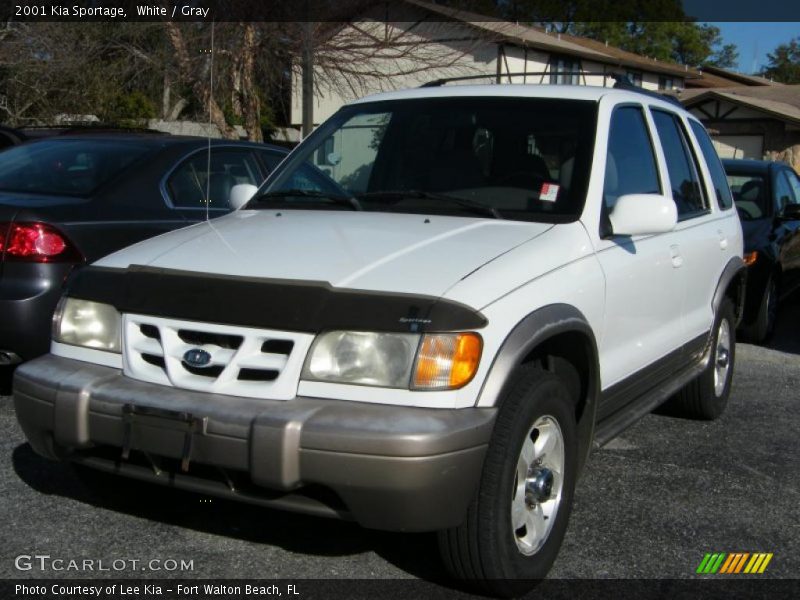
[11,442,450,585]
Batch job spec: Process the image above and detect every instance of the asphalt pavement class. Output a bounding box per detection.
[1,298,798,592]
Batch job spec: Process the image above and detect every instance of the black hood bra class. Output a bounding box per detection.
[66,265,487,334]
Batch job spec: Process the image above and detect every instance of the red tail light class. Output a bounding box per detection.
[0,222,83,263]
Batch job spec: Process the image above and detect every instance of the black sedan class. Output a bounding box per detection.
[0,134,288,367]
[724,158,800,342]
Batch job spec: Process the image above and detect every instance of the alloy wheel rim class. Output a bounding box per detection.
[511,415,565,555]
[714,318,731,397]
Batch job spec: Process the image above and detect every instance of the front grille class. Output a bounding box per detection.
[123,314,315,400]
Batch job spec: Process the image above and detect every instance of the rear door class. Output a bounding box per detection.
[650,110,738,347]
[594,103,686,417]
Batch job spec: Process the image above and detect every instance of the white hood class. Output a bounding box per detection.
[96,210,552,298]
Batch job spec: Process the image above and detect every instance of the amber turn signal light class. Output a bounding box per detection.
[743,251,758,266]
[412,333,482,390]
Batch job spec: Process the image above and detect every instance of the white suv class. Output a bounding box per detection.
[14,84,744,595]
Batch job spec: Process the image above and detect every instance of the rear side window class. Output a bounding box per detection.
[604,106,661,209]
[652,110,707,218]
[689,121,734,210]
[168,149,262,210]
[0,139,152,196]
[784,170,800,204]
[775,170,797,211]
[257,149,286,172]
[727,174,768,220]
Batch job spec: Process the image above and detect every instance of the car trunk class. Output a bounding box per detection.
[0,192,89,281]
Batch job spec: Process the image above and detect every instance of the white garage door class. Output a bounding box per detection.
[711,135,763,159]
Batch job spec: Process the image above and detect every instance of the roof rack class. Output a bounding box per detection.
[420,71,684,108]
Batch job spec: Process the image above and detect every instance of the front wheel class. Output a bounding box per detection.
[438,366,577,597]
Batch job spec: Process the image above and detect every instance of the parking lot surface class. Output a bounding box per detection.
[1,298,798,588]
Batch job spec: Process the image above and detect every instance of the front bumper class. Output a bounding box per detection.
[13,355,496,532]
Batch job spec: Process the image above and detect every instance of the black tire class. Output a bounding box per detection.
[438,365,577,597]
[665,298,736,420]
[741,276,777,344]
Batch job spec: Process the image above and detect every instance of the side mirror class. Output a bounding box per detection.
[228,183,259,210]
[609,194,677,236]
[779,203,800,221]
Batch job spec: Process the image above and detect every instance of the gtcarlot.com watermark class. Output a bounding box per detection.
[14,554,194,572]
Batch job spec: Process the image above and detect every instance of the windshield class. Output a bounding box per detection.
[257,97,598,222]
[0,139,153,197]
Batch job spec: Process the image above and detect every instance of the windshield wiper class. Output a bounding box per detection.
[248,189,363,211]
[357,190,502,219]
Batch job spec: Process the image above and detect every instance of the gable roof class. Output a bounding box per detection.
[405,0,698,80]
[694,65,783,88]
[680,86,800,125]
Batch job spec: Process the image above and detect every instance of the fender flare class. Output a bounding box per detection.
[476,303,600,473]
[713,256,747,325]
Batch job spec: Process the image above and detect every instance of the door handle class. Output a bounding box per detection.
[670,244,683,268]
[718,230,728,250]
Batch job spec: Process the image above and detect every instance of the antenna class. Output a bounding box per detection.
[205,20,215,223]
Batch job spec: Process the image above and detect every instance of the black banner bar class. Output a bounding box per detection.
[2,0,799,23]
[3,579,798,600]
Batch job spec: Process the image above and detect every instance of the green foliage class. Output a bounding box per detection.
[708,44,739,70]
[763,38,800,83]
[102,91,157,124]
[571,21,736,68]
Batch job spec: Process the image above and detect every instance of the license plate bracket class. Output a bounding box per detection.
[120,404,208,472]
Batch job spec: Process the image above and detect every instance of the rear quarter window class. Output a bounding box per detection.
[689,121,734,210]
[0,139,153,196]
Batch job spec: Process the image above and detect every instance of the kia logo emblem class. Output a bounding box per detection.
[183,348,212,368]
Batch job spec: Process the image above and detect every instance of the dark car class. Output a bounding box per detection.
[0,134,288,367]
[0,125,26,151]
[724,158,800,342]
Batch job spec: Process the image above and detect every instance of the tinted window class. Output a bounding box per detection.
[0,139,152,196]
[258,149,286,172]
[775,170,796,211]
[267,98,598,222]
[690,121,734,210]
[604,106,661,210]
[727,174,768,220]
[168,149,261,210]
[784,170,800,205]
[653,111,707,217]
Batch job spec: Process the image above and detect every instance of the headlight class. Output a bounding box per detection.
[52,297,121,353]
[302,331,419,388]
[301,330,482,390]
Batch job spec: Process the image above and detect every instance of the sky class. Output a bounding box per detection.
[705,22,798,75]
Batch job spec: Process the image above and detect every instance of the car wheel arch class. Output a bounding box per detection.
[713,256,747,327]
[477,303,600,474]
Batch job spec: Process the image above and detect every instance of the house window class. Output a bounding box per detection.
[659,76,677,90]
[549,56,581,85]
[626,70,643,87]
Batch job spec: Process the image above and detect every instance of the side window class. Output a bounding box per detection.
[168,149,261,210]
[774,170,797,211]
[257,149,286,173]
[652,110,707,218]
[604,106,661,210]
[689,120,734,210]
[784,170,800,205]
